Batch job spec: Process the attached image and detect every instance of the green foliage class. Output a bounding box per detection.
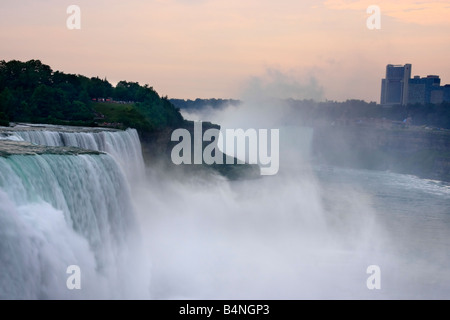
[0,112,9,127]
[0,59,52,94]
[0,87,14,120]
[135,96,184,129]
[88,77,113,98]
[71,101,93,121]
[0,59,185,131]
[93,102,154,131]
[30,84,68,119]
[114,81,154,102]
[170,98,241,110]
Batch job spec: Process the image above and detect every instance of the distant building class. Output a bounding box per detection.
[443,85,450,103]
[381,64,450,105]
[380,64,411,106]
[408,75,442,105]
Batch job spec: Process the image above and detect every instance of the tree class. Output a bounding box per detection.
[0,60,52,93]
[70,101,93,121]
[0,59,187,129]
[0,87,14,120]
[31,84,68,119]
[88,77,113,98]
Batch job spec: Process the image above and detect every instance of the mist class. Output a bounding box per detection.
[130,98,405,299]
[128,72,450,299]
[134,165,384,299]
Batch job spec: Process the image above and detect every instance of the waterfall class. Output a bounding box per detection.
[3,127,146,184]
[0,128,150,299]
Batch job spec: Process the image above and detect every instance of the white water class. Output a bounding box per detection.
[0,129,150,299]
[136,126,390,299]
[3,127,145,184]
[1,118,449,299]
[152,100,450,300]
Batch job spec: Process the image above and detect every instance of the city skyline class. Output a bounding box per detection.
[381,63,450,106]
[1,0,449,102]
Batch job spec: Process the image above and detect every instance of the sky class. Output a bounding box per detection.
[0,0,449,102]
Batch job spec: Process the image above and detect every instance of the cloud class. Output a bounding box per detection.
[241,68,325,101]
[323,0,450,26]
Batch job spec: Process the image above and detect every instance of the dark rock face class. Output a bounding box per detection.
[138,121,260,180]
[312,125,450,181]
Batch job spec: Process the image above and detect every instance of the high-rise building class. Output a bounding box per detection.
[444,85,450,103]
[408,75,442,105]
[381,64,450,105]
[380,64,411,106]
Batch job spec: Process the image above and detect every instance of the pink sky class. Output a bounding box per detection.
[1,0,449,102]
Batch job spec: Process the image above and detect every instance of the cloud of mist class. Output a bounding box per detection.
[181,68,324,130]
[134,123,450,298]
[240,68,324,102]
[134,162,390,299]
[132,82,403,300]
[131,70,450,299]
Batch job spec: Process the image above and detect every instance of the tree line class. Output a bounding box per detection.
[284,99,450,129]
[0,59,184,130]
[172,98,450,130]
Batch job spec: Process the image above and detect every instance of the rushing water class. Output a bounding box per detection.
[135,125,450,300]
[0,123,449,299]
[315,166,450,298]
[0,126,145,184]
[0,126,149,299]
